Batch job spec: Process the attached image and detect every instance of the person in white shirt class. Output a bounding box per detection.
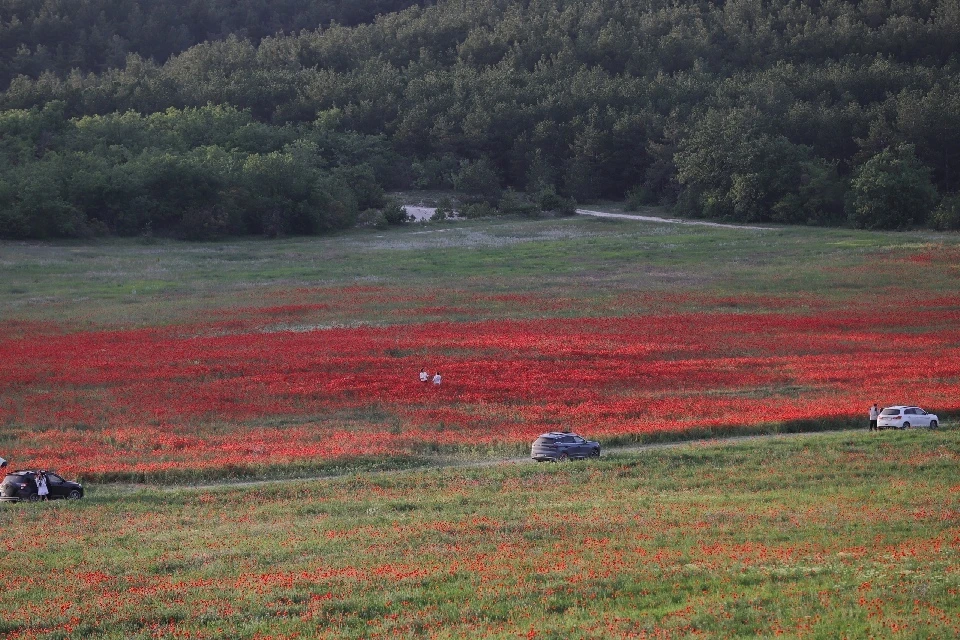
[0,457,6,469]
[869,403,879,431]
[419,368,429,383]
[432,372,442,386]
[36,471,49,501]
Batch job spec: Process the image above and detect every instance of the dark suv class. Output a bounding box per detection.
[531,432,601,462]
[0,471,84,502]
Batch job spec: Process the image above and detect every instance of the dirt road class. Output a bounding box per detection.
[143,429,847,494]
[576,208,773,230]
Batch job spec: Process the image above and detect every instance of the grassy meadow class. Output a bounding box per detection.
[1,430,958,638]
[2,214,960,637]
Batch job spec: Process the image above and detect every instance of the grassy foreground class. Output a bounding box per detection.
[1,429,958,639]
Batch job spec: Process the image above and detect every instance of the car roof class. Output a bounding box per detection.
[884,405,919,409]
[538,431,578,438]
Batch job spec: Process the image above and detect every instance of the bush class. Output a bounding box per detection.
[453,158,501,205]
[536,186,577,216]
[625,185,656,210]
[930,195,960,230]
[431,197,455,221]
[498,189,538,217]
[178,205,230,240]
[382,199,411,225]
[460,202,497,219]
[848,144,936,230]
[357,208,388,228]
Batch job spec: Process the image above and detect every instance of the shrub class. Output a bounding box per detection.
[498,189,538,217]
[536,186,577,216]
[382,199,411,225]
[357,208,388,228]
[625,185,656,210]
[453,158,501,205]
[431,197,455,221]
[460,202,497,219]
[848,144,936,230]
[930,194,960,230]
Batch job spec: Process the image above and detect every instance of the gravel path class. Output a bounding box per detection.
[138,429,848,494]
[576,208,774,230]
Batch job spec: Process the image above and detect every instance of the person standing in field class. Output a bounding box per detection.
[869,403,879,431]
[35,470,49,501]
[433,371,442,386]
[419,368,429,383]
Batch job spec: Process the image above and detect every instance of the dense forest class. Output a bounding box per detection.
[1,0,959,238]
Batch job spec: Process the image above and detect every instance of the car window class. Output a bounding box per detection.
[560,435,575,443]
[905,408,918,415]
[573,436,585,443]
[46,474,64,484]
[881,409,900,415]
[917,409,927,415]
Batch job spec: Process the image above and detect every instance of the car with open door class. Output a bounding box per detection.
[0,470,84,502]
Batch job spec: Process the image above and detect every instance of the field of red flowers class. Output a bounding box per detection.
[2,283,959,480]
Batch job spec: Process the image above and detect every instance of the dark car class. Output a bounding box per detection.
[0,470,84,502]
[531,432,600,462]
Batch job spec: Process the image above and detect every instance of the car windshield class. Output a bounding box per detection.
[3,474,26,483]
[880,409,900,415]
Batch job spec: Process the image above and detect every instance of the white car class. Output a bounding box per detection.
[877,406,939,430]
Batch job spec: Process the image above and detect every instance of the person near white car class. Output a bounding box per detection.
[876,406,939,430]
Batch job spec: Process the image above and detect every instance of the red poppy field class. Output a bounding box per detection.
[2,243,960,481]
[1,286,959,481]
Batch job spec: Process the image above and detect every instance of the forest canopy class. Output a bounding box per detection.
[1,0,959,238]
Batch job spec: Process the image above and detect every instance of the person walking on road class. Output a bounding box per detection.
[869,403,880,431]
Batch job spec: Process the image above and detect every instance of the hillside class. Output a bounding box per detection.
[1,0,959,238]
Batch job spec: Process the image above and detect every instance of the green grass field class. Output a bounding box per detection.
[1,431,958,638]
[1,216,955,328]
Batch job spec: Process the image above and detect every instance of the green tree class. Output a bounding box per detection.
[848,144,936,230]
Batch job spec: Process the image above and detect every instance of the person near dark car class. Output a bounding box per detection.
[35,470,49,501]
[869,403,879,431]
[0,457,7,469]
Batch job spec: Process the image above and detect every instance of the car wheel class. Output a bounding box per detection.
[929,420,938,429]
[26,494,40,502]
[590,449,600,458]
[557,453,570,463]
[66,490,82,500]
[902,422,911,430]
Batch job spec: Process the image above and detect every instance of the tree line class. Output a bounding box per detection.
[0,0,434,88]
[2,0,959,238]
